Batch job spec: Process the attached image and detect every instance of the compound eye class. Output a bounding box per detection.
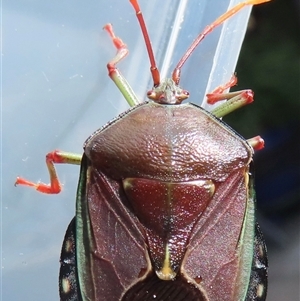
[178,90,189,101]
[147,90,157,100]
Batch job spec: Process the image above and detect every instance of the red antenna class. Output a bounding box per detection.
[172,0,271,84]
[130,0,271,87]
[130,0,160,86]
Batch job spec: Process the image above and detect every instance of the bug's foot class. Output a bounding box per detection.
[15,177,62,194]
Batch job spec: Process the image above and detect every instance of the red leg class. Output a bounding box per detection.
[210,89,254,118]
[207,78,264,152]
[15,150,82,194]
[247,136,265,151]
[103,24,140,107]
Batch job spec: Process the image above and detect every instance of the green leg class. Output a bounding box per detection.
[15,150,82,194]
[206,75,253,118]
[209,90,254,118]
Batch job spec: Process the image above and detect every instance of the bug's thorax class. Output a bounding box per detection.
[84,102,253,183]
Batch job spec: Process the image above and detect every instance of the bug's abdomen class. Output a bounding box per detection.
[122,272,208,301]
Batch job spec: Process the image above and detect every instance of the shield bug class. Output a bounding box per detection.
[15,0,270,300]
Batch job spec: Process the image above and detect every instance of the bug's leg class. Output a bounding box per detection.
[208,89,254,118]
[15,150,82,194]
[103,23,140,107]
[207,75,238,98]
[208,75,254,118]
[247,136,265,150]
[207,76,264,151]
[211,95,264,151]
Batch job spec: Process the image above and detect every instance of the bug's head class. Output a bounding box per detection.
[147,78,189,105]
[131,0,272,107]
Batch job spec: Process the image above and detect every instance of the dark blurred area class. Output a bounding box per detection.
[225,0,300,300]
